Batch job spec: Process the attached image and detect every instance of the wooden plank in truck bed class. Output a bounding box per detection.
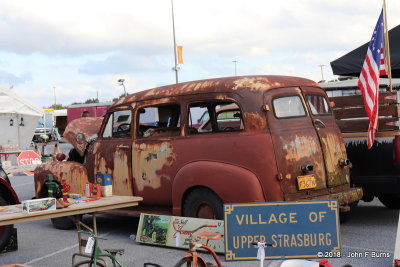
[329,91,400,133]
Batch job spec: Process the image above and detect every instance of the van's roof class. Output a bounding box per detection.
[114,75,319,106]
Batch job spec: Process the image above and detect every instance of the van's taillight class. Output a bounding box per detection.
[394,135,400,164]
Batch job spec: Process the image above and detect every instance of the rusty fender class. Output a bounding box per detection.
[172,161,265,216]
[34,161,89,197]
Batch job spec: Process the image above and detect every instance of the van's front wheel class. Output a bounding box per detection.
[183,188,223,220]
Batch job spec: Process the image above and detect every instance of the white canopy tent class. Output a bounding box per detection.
[0,87,43,150]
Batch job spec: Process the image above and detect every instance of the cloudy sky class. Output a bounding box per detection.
[1,0,399,108]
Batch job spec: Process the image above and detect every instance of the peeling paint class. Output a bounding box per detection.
[283,135,319,160]
[133,141,176,191]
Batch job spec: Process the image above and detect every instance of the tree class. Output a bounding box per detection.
[84,98,99,104]
[48,104,66,110]
[112,94,126,102]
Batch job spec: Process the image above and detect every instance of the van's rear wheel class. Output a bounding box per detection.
[378,195,400,209]
[183,188,223,220]
[0,196,13,251]
[51,217,77,230]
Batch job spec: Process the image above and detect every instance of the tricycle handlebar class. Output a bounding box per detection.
[172,221,217,233]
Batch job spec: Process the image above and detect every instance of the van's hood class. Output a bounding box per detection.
[63,117,103,156]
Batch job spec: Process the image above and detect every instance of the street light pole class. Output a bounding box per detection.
[171,0,179,83]
[53,86,56,108]
[318,65,325,81]
[232,60,238,76]
[118,79,127,96]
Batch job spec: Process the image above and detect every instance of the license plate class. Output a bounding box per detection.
[297,175,317,190]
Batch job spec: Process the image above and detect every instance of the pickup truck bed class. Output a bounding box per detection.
[330,91,400,208]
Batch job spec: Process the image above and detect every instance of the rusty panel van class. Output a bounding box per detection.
[34,75,362,222]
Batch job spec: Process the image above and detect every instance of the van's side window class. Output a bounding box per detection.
[306,95,331,115]
[273,96,306,118]
[188,101,243,134]
[102,110,132,138]
[138,104,181,138]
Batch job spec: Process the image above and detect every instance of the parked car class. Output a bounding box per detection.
[31,127,60,143]
[34,75,362,229]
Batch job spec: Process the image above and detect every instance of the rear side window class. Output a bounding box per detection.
[306,95,331,115]
[273,96,306,118]
[137,104,181,138]
[188,101,243,134]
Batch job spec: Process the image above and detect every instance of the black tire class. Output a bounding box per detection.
[51,217,76,230]
[378,195,400,209]
[174,257,206,267]
[0,196,13,251]
[183,188,223,220]
[73,260,106,267]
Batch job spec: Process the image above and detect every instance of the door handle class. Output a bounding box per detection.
[117,145,129,149]
[314,119,326,128]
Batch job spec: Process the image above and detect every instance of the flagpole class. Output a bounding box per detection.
[383,0,392,91]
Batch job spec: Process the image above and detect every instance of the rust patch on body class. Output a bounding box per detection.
[133,142,176,192]
[233,77,277,91]
[244,112,266,131]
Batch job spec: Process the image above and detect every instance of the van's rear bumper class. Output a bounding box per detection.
[285,186,363,210]
[310,187,363,209]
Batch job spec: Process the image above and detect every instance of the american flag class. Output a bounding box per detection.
[358,9,385,149]
[380,47,387,76]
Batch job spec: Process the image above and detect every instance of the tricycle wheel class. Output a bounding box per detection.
[0,196,13,251]
[183,188,223,220]
[174,257,206,267]
[378,195,400,209]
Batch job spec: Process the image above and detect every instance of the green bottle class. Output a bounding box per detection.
[46,174,60,198]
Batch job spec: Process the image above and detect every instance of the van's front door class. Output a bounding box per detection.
[301,86,350,187]
[265,87,328,199]
[87,108,134,196]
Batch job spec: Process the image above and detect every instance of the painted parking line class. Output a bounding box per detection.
[23,230,115,265]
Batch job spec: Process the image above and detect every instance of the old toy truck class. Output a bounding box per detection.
[33,76,362,228]
[330,90,400,208]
